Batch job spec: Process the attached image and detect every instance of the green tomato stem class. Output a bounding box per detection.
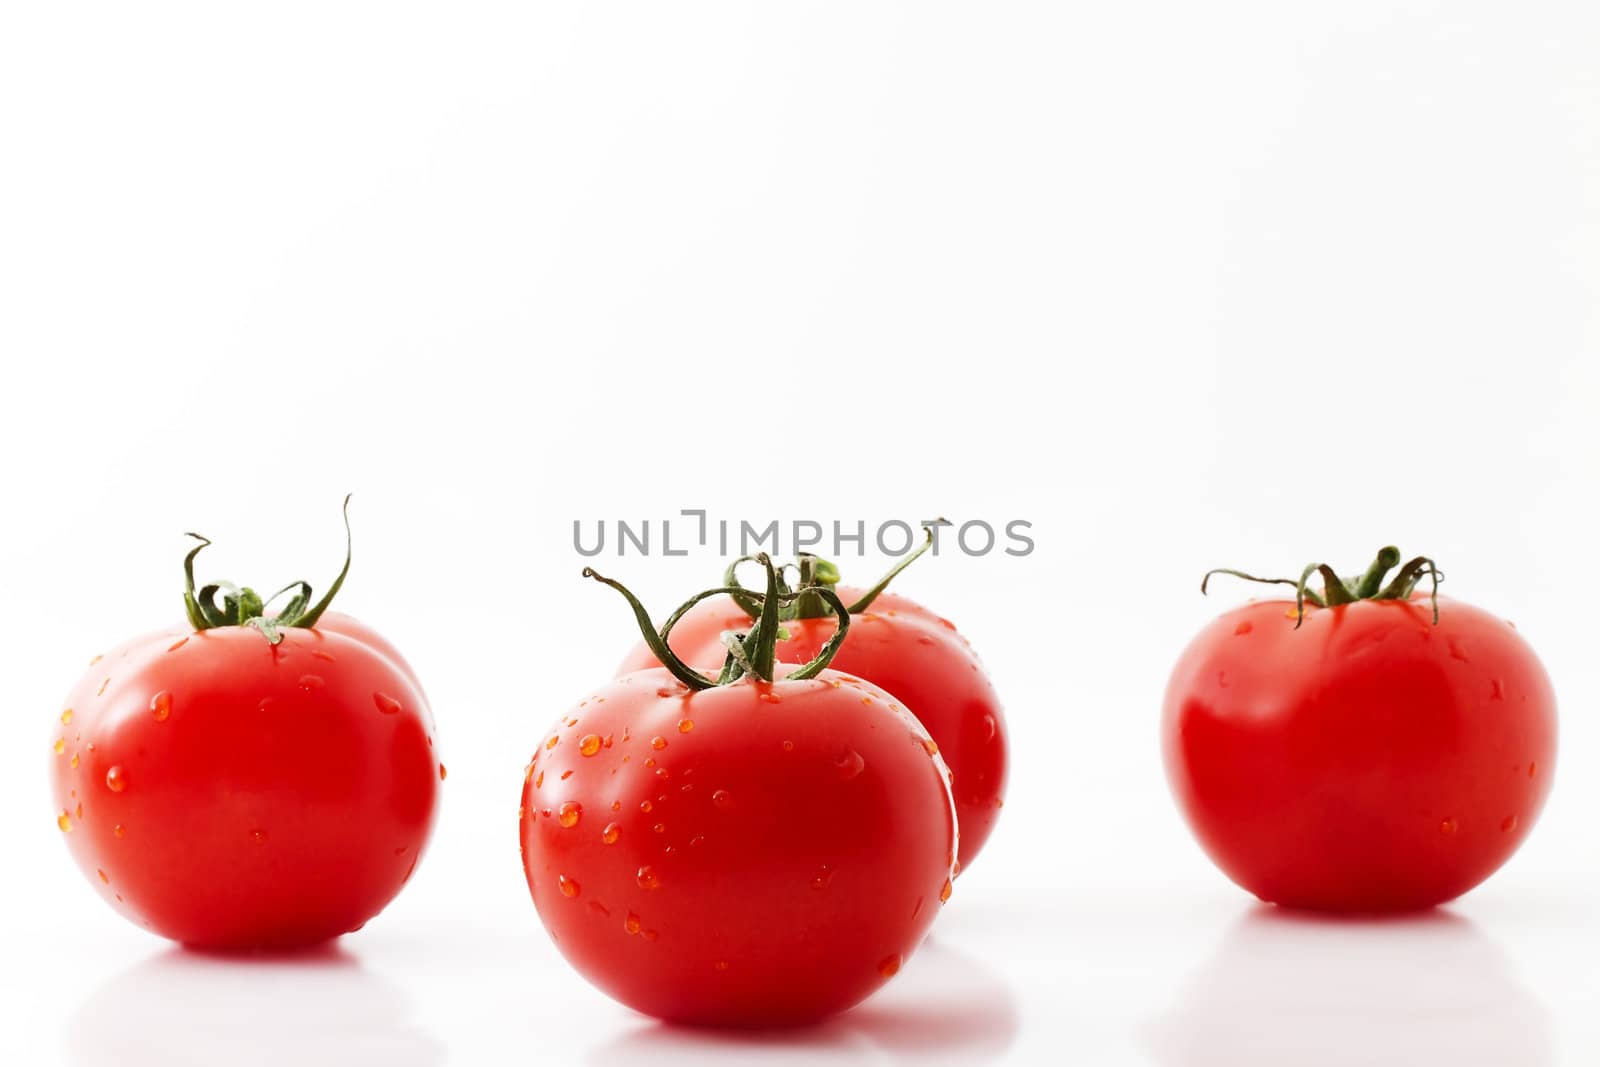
[1203,546,1443,629]
[180,495,355,645]
[590,555,852,688]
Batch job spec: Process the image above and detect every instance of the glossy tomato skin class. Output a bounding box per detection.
[520,666,958,1027]
[50,612,441,948]
[1163,595,1556,912]
[616,587,1006,872]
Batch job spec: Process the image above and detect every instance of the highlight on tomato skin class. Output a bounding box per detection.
[1162,547,1558,913]
[521,559,959,1027]
[47,498,444,950]
[615,537,1009,874]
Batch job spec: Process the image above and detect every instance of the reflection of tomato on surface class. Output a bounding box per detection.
[1148,908,1552,1067]
[618,541,1008,872]
[1164,548,1556,912]
[49,500,442,949]
[524,559,958,1026]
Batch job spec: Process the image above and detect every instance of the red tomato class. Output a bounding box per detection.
[1163,549,1557,912]
[617,557,1007,872]
[49,503,442,949]
[525,563,958,1026]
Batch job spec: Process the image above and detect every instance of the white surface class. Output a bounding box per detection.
[10,885,1600,1065]
[2,2,1598,1064]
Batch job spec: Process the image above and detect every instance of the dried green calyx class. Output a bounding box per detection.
[1202,545,1443,628]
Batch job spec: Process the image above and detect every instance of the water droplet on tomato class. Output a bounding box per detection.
[1502,815,1519,833]
[312,649,335,662]
[53,738,65,755]
[98,869,109,884]
[76,802,83,819]
[57,811,72,832]
[1233,621,1253,636]
[545,736,559,751]
[1490,679,1505,700]
[97,678,109,696]
[602,822,621,844]
[940,878,953,903]
[373,692,402,715]
[60,709,73,725]
[559,875,580,898]
[651,736,667,750]
[678,719,694,734]
[712,789,732,809]
[166,637,188,652]
[835,747,865,781]
[558,802,582,828]
[439,764,448,781]
[652,822,666,834]
[759,691,782,704]
[69,753,79,769]
[878,954,902,978]
[640,800,653,813]
[1440,817,1458,836]
[1529,762,1538,779]
[560,770,573,780]
[714,960,729,972]
[782,740,795,752]
[624,912,642,934]
[534,771,545,789]
[920,737,939,756]
[105,766,126,793]
[579,734,603,757]
[252,829,268,845]
[298,675,325,692]
[637,866,660,889]
[113,824,125,838]
[150,692,172,722]
[811,865,832,891]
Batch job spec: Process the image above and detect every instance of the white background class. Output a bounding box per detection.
[2,2,1598,1063]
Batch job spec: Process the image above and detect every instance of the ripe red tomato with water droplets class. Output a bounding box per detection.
[617,545,1007,873]
[524,563,958,1026]
[49,501,442,949]
[1163,548,1557,912]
